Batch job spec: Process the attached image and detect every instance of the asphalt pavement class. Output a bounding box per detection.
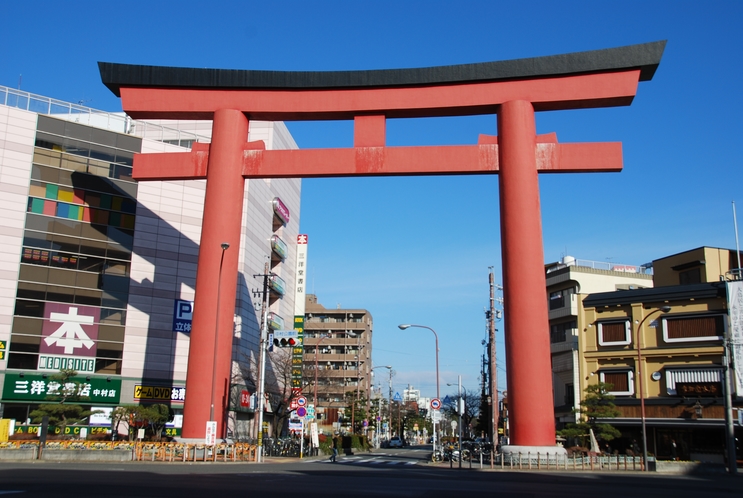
[0,447,740,498]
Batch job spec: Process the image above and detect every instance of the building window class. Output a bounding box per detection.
[549,290,565,310]
[599,370,634,396]
[564,383,575,407]
[597,320,631,346]
[550,320,576,343]
[679,268,701,285]
[662,315,725,343]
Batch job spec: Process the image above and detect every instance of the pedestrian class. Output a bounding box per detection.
[330,438,338,463]
[670,439,678,461]
[632,439,640,455]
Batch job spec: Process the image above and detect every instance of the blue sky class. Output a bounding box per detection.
[3,1,742,400]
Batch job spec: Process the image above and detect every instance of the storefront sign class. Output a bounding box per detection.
[41,303,100,357]
[2,373,121,404]
[676,382,722,397]
[134,385,185,402]
[272,197,290,225]
[38,355,95,373]
[267,312,284,331]
[726,280,743,395]
[292,235,308,390]
[14,425,109,436]
[270,235,288,261]
[269,274,286,296]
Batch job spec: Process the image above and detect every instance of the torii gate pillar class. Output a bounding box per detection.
[99,41,664,448]
[498,100,556,449]
[183,109,247,438]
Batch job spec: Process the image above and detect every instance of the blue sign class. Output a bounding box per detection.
[173,299,193,333]
[393,392,402,402]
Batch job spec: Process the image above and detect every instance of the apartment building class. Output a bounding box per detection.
[303,295,372,430]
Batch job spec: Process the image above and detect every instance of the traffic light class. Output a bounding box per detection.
[272,330,299,348]
[273,336,297,347]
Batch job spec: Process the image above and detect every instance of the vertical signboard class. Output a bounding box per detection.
[205,421,217,445]
[292,235,309,393]
[726,280,743,395]
[173,299,193,333]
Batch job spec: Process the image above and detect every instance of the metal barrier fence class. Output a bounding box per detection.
[0,440,258,463]
[455,451,646,471]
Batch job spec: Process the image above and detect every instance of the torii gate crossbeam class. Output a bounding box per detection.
[99,41,665,449]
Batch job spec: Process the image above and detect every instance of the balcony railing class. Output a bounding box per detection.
[0,85,208,146]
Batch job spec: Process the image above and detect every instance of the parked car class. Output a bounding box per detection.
[389,436,403,448]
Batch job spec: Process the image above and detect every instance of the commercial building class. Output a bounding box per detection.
[0,85,301,439]
[303,295,372,431]
[575,247,742,463]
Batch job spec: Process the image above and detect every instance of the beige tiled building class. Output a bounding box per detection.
[0,86,301,440]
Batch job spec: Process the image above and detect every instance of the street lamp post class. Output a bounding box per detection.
[447,376,463,469]
[398,324,440,457]
[209,242,229,439]
[635,305,671,471]
[371,366,392,446]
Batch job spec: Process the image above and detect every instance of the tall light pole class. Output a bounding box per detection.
[398,324,440,456]
[371,366,392,446]
[209,242,229,438]
[635,305,671,471]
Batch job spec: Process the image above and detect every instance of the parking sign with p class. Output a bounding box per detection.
[173,299,194,333]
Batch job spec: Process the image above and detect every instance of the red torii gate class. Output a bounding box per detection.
[99,41,665,447]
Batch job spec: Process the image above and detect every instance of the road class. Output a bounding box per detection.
[0,446,739,497]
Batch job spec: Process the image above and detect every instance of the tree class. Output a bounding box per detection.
[239,346,320,438]
[342,390,369,434]
[558,382,621,446]
[112,404,173,441]
[110,406,136,441]
[29,369,99,437]
[443,388,481,438]
[400,402,430,439]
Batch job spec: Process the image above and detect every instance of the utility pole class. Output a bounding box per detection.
[487,267,503,467]
[253,262,271,463]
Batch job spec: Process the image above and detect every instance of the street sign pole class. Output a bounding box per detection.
[430,398,442,459]
[300,418,304,459]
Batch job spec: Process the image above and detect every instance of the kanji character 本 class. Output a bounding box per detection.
[44,307,95,354]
